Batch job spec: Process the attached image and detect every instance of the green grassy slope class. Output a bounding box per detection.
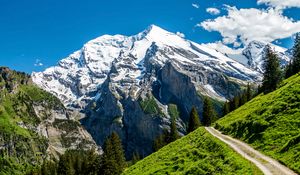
[215,74,300,173]
[0,87,50,175]
[123,127,262,175]
[0,68,64,174]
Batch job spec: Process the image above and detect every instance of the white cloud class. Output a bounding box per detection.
[199,6,300,46]
[176,32,185,38]
[34,59,44,67]
[192,3,199,9]
[257,0,300,9]
[206,8,220,15]
[202,41,243,55]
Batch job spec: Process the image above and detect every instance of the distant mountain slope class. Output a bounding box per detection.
[205,41,291,73]
[123,127,262,175]
[224,41,290,73]
[0,67,98,174]
[215,74,300,173]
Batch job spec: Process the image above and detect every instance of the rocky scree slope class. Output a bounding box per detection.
[32,25,262,157]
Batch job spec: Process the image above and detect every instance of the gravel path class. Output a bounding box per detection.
[205,127,297,175]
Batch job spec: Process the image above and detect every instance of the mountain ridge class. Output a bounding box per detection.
[32,25,261,108]
[209,40,291,73]
[32,25,264,157]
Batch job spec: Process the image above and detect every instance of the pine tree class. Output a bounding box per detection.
[239,92,247,106]
[187,106,202,133]
[153,130,168,151]
[261,45,282,94]
[168,118,179,143]
[285,61,294,79]
[233,95,240,110]
[292,33,300,75]
[111,132,126,169]
[84,149,102,175]
[222,101,230,116]
[41,160,57,175]
[202,97,218,126]
[131,151,141,165]
[57,152,74,175]
[153,135,163,151]
[102,132,126,175]
[246,83,252,101]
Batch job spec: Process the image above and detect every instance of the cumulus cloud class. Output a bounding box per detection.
[257,0,300,9]
[192,3,199,9]
[176,32,185,38]
[199,6,300,46]
[206,8,221,15]
[34,59,44,67]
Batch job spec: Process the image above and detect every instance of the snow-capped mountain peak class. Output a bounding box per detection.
[32,25,264,156]
[205,40,291,73]
[32,25,261,108]
[241,40,290,72]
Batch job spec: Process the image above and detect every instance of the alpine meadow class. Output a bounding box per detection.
[0,0,300,175]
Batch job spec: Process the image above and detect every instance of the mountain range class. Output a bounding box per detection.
[31,25,291,157]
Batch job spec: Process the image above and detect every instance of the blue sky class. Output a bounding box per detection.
[1,0,300,73]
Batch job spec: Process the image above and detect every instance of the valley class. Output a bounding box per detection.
[0,24,299,175]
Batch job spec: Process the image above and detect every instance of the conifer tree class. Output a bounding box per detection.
[292,33,300,75]
[153,134,164,151]
[102,132,126,175]
[239,92,247,106]
[246,84,252,101]
[168,118,179,143]
[187,106,201,133]
[152,118,180,152]
[57,152,74,175]
[285,61,293,79]
[153,129,168,151]
[202,97,218,126]
[41,160,57,175]
[131,151,141,165]
[262,45,282,94]
[222,101,230,116]
[232,96,240,110]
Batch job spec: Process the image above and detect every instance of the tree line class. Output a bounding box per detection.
[153,97,218,151]
[27,132,128,175]
[261,33,300,94]
[222,84,254,116]
[285,34,300,79]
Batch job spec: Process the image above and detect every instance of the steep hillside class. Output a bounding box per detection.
[123,127,262,175]
[0,67,98,175]
[215,74,300,173]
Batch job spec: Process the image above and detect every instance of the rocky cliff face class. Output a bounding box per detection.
[0,67,98,173]
[32,25,262,157]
